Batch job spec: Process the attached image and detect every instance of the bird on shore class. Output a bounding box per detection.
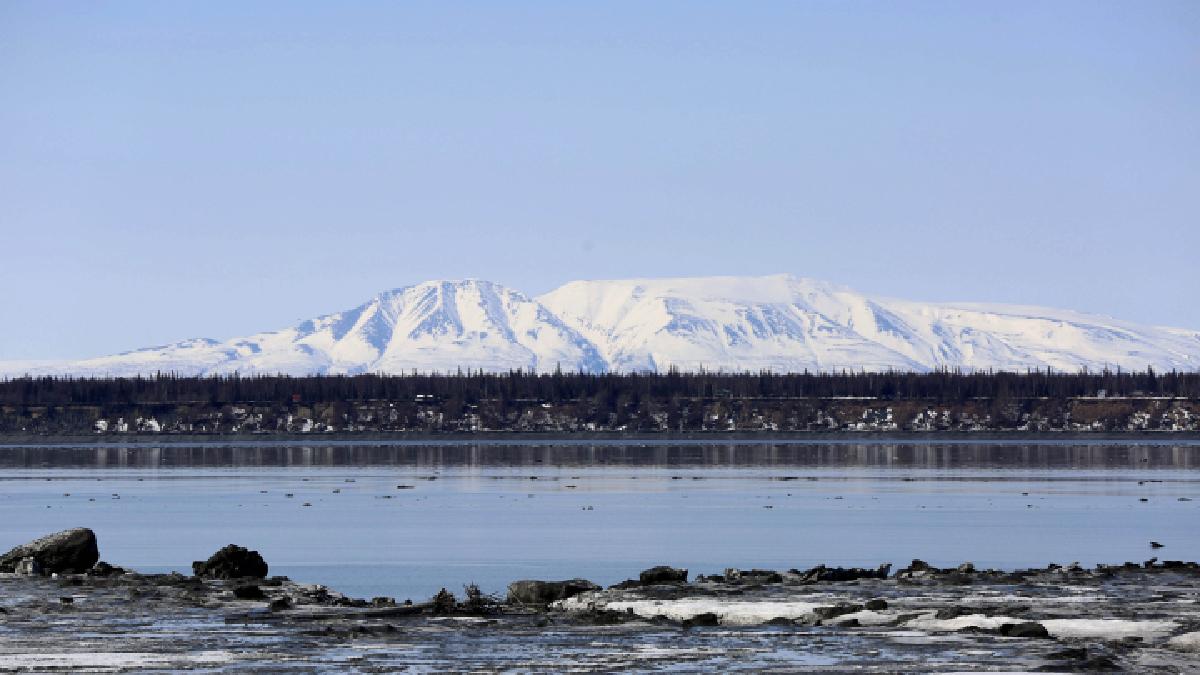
[1150,541,1165,549]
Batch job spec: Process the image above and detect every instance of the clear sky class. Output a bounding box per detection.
[2,1,1198,360]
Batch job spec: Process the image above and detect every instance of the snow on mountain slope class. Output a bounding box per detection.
[2,275,1198,377]
[537,275,1200,373]
[1,281,606,377]
[536,275,926,372]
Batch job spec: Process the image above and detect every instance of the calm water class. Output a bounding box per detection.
[1,440,1198,601]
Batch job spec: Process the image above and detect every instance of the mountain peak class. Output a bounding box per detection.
[2,276,1198,377]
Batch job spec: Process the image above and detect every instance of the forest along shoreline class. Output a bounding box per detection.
[2,528,1200,671]
[3,371,1200,436]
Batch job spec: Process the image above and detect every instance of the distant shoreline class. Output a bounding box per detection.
[2,430,1200,448]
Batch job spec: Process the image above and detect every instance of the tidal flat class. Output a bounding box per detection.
[1,440,1198,671]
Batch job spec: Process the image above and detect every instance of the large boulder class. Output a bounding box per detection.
[998,621,1051,639]
[192,544,268,579]
[506,579,600,605]
[639,566,688,584]
[0,528,99,574]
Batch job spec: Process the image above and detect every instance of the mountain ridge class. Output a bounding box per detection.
[3,275,1198,377]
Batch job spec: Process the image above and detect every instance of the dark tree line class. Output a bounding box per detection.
[1,369,1197,407]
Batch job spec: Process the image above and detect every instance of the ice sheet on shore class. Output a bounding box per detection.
[1167,631,1200,652]
[0,651,232,669]
[560,595,824,625]
[563,596,1180,641]
[908,613,1177,640]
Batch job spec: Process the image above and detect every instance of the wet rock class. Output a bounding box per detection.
[14,557,43,576]
[795,563,891,582]
[371,597,396,607]
[432,588,456,614]
[936,606,968,619]
[957,562,976,573]
[814,603,863,620]
[1076,655,1120,672]
[507,579,601,605]
[998,621,1050,638]
[864,598,888,611]
[268,596,293,611]
[1046,647,1088,660]
[578,609,631,625]
[0,528,100,574]
[87,561,126,577]
[681,612,719,628]
[192,545,268,579]
[640,566,688,584]
[896,559,933,577]
[232,584,265,600]
[724,568,782,584]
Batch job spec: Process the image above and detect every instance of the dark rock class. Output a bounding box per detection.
[896,559,934,576]
[765,616,794,626]
[578,609,629,625]
[232,584,265,600]
[998,621,1050,638]
[935,606,968,619]
[724,568,782,584]
[796,563,891,582]
[864,598,888,611]
[506,579,601,605]
[0,528,100,574]
[640,566,688,584]
[14,557,43,576]
[192,545,268,579]
[432,588,456,614]
[87,561,126,577]
[1046,647,1088,660]
[371,596,396,607]
[681,612,719,628]
[814,603,863,620]
[268,597,292,611]
[1076,656,1120,672]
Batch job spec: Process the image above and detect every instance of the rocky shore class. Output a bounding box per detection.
[2,528,1200,672]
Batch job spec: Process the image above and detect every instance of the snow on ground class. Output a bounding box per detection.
[1168,631,1200,652]
[560,595,825,625]
[907,613,1178,640]
[0,651,232,669]
[563,595,1181,642]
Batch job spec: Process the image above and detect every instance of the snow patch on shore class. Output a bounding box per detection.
[1168,631,1200,652]
[0,651,232,669]
[907,613,1177,640]
[560,595,823,625]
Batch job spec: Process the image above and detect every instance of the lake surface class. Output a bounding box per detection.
[1,440,1198,601]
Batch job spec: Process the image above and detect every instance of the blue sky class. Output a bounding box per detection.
[2,1,1198,359]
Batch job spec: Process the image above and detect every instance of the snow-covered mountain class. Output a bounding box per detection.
[4,280,605,378]
[3,275,1198,376]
